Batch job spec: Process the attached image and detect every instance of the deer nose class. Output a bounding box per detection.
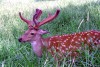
[18,38,22,42]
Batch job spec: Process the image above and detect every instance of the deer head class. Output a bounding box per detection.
[18,9,60,57]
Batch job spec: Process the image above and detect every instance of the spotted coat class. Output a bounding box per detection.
[47,30,100,57]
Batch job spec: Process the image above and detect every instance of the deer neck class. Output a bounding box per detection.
[30,34,44,57]
[30,34,50,57]
[41,37,50,48]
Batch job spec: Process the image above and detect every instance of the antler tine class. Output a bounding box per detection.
[33,9,42,26]
[35,9,42,20]
[38,9,60,27]
[19,12,31,25]
[33,14,38,26]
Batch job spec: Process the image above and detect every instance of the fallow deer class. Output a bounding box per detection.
[18,9,100,65]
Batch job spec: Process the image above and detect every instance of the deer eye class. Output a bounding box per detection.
[31,33,34,35]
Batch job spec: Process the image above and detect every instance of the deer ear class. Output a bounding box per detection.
[38,29,50,35]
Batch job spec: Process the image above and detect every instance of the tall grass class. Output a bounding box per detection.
[0,0,100,67]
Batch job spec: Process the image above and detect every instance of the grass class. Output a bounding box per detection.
[0,0,100,67]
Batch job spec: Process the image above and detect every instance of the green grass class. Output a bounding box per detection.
[0,0,100,67]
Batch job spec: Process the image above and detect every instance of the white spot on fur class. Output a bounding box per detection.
[62,50,65,53]
[78,39,81,41]
[73,36,77,39]
[87,33,89,35]
[66,39,68,41]
[93,36,95,39]
[90,31,93,33]
[66,48,68,50]
[84,37,87,40]
[56,47,59,50]
[95,33,99,35]
[75,41,80,44]
[51,37,54,39]
[81,38,84,41]
[64,40,66,42]
[62,45,66,47]
[71,39,74,42]
[88,39,91,43]
[56,41,60,42]
[53,42,56,43]
[50,38,52,41]
[74,33,77,35]
[85,32,88,34]
[59,36,62,37]
[55,36,59,37]
[68,37,70,39]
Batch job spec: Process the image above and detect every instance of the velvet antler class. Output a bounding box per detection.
[19,12,31,25]
[38,10,60,27]
[33,9,42,26]
[19,9,60,30]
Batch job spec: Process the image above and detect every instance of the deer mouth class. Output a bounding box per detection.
[18,38,31,43]
[18,38,27,43]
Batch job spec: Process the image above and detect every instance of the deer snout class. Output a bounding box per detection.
[18,38,22,42]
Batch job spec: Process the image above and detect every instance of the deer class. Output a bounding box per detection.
[18,9,100,66]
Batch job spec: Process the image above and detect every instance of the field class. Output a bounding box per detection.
[0,0,100,67]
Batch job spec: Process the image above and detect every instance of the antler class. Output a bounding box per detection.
[19,9,42,27]
[33,9,42,20]
[37,10,60,27]
[33,9,42,26]
[19,9,60,30]
[19,12,31,25]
